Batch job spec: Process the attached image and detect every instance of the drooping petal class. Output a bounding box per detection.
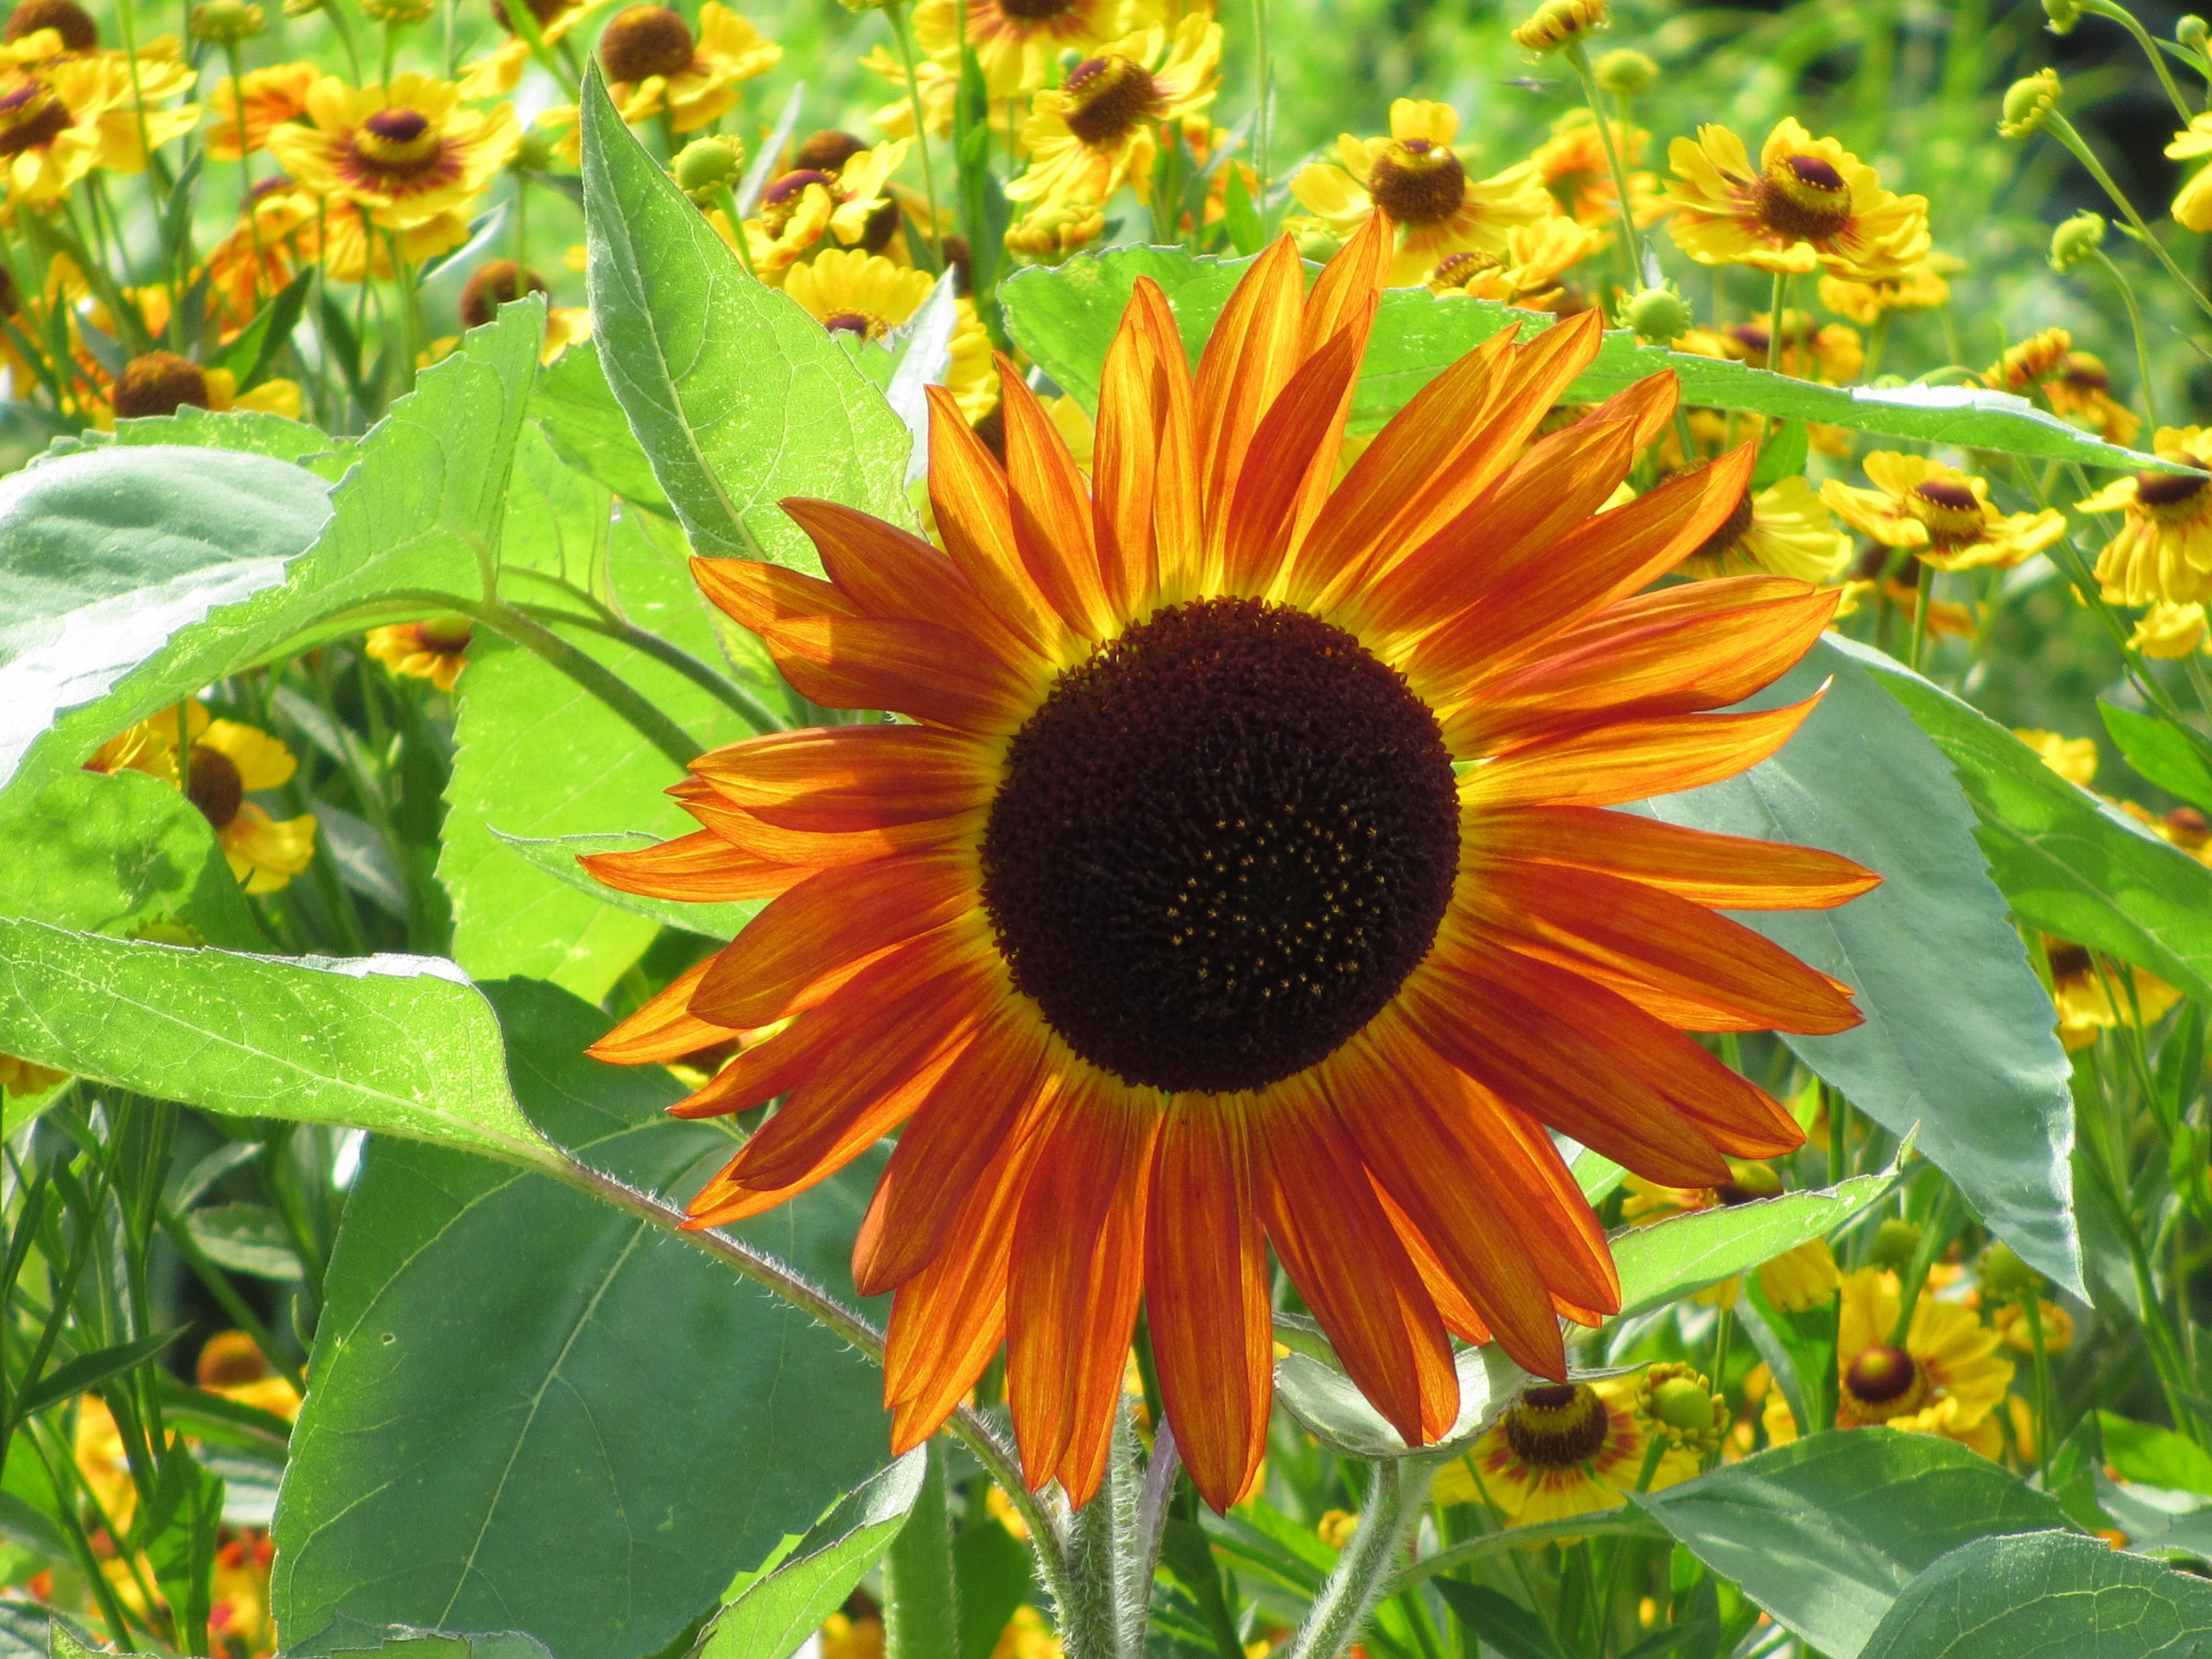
[683,791,971,866]
[759,613,1037,733]
[586,955,735,1065]
[1475,806,1881,910]
[580,828,806,902]
[1146,1096,1272,1511]
[689,724,994,830]
[1461,695,1823,811]
[690,556,856,633]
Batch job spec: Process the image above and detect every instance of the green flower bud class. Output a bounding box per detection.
[1979,1241,2044,1300]
[1624,284,1693,344]
[1866,1217,1924,1272]
[1651,1377,1715,1433]
[2050,211,2107,270]
[2043,0,2082,31]
[1593,47,1657,95]
[1999,68,2062,138]
[1636,1362,1727,1453]
[1292,224,1345,263]
[188,0,263,40]
[673,134,745,202]
[512,125,557,173]
[2182,13,2209,50]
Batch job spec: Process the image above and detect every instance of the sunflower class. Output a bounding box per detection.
[1822,453,2065,572]
[1665,118,1929,281]
[2040,351,2140,447]
[782,248,994,421]
[1530,109,1665,229]
[1426,217,1607,311]
[742,140,910,273]
[203,60,315,159]
[2043,938,2181,1051]
[85,701,317,892]
[1291,99,1552,287]
[1620,1161,1840,1312]
[269,73,518,231]
[1003,17,1220,209]
[1833,1268,2011,1455]
[911,0,1130,100]
[584,223,1874,1511]
[1676,475,1853,584]
[2077,428,2212,606]
[1439,1375,1700,1525]
[0,51,195,204]
[594,2,776,132]
[367,616,474,691]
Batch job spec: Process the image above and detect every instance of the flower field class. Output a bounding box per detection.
[6,0,2212,1651]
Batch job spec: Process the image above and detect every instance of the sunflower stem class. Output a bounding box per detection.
[1057,1406,1148,1659]
[1284,1457,1430,1659]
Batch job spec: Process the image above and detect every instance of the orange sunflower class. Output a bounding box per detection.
[584,220,1876,1513]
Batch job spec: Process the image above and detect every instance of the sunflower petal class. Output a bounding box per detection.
[580,828,806,902]
[759,613,1035,732]
[585,955,733,1065]
[690,724,994,830]
[1462,694,1824,810]
[1001,361,1115,641]
[926,386,1070,658]
[1477,806,1881,910]
[1194,238,1306,568]
[690,556,855,633]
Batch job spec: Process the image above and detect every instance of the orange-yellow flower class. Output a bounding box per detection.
[584,222,1876,1512]
[911,0,1130,100]
[782,248,994,421]
[1004,17,1219,209]
[1531,109,1665,229]
[0,51,196,204]
[86,701,316,891]
[367,616,474,691]
[267,72,518,230]
[203,59,315,159]
[1822,453,2065,571]
[1665,118,1929,280]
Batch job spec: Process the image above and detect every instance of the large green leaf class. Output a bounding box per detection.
[577,67,913,571]
[1275,1346,1535,1460]
[698,1452,924,1659]
[998,248,2172,466]
[1644,638,2083,1295]
[1630,1430,2072,1659]
[0,769,261,948]
[1858,1529,2212,1657]
[437,440,757,999]
[0,306,544,808]
[529,343,673,517]
[0,918,557,1171]
[2100,701,2212,818]
[1610,1168,1893,1320]
[288,1618,557,1657]
[1853,647,2212,1006]
[272,980,890,1659]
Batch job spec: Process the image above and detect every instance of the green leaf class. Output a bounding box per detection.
[0,918,559,1171]
[18,1327,183,1417]
[2090,1472,2212,1559]
[2099,1413,2212,1499]
[0,769,262,948]
[953,1515,1034,1659]
[529,344,672,515]
[437,451,759,1000]
[271,978,891,1659]
[2100,701,2212,816]
[206,269,313,394]
[1275,1345,1533,1460]
[696,1452,924,1659]
[1610,1168,1892,1320]
[288,1618,558,1657]
[1858,1529,2212,1657]
[1646,637,2083,1295]
[38,405,347,472]
[486,830,759,940]
[1752,419,1809,491]
[578,65,914,570]
[1432,1582,1569,1659]
[185,1202,302,1280]
[998,248,2172,466]
[0,304,544,808]
[1630,1430,2072,1659]
[1854,644,2212,1007]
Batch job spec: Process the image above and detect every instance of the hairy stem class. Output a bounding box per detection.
[1285,1459,1431,1659]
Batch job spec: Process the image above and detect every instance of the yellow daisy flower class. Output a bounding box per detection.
[743,139,910,274]
[2044,938,2182,1050]
[1530,108,1666,228]
[2129,601,2208,658]
[2014,728,2097,788]
[911,0,1131,101]
[2039,350,2141,446]
[1439,1376,1699,1526]
[2,0,98,56]
[203,59,315,159]
[1991,1299,2073,1354]
[1677,474,1853,584]
[0,1053,65,1098]
[315,194,471,283]
[367,616,473,691]
[97,348,300,426]
[2077,427,2212,606]
[1835,1267,2012,1455]
[457,0,592,100]
[1004,16,1219,209]
[1821,453,2066,571]
[781,247,994,421]
[2168,112,2212,231]
[1005,195,1108,263]
[197,1329,302,1420]
[1984,326,2072,394]
[1665,117,1929,280]
[268,73,518,231]
[0,50,196,204]
[1817,256,1955,324]
[1621,1162,1841,1311]
[1426,216,1607,309]
[595,2,777,134]
[84,701,315,892]
[1290,98,1552,287]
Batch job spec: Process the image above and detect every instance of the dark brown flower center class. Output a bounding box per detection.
[997,0,1075,21]
[1755,151,1853,242]
[416,615,474,652]
[2137,470,2211,512]
[112,351,211,419]
[1713,1160,1782,1206]
[2045,941,2091,981]
[1910,478,1985,546]
[857,195,902,253]
[1430,250,1500,289]
[1688,486,1756,565]
[819,309,883,338]
[1843,1344,1919,1407]
[2060,353,2110,393]
[1369,136,1466,227]
[4,0,96,48]
[982,598,1460,1095]
[1501,1383,1611,1468]
[794,128,866,173]
[490,0,568,31]
[354,106,444,177]
[459,258,547,329]
[0,79,71,157]
[186,745,244,830]
[1062,54,1160,147]
[598,4,694,83]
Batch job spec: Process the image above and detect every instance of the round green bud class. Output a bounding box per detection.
[512,125,557,173]
[1866,1217,1924,1272]
[2183,13,2209,49]
[1593,46,1657,95]
[2050,211,2107,271]
[1624,285,1693,343]
[1293,224,1345,263]
[2043,0,2082,32]
[673,134,745,202]
[1999,68,2063,138]
[189,0,263,40]
[1979,1241,2044,1300]
[1651,1376,1716,1433]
